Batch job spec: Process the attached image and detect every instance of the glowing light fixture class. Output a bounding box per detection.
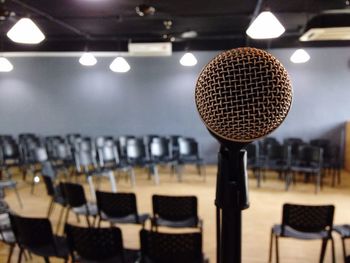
[7,18,45,44]
[180,52,197,66]
[109,57,130,73]
[79,52,97,66]
[0,57,13,72]
[290,49,310,63]
[246,11,285,39]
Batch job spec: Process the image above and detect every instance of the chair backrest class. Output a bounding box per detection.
[34,147,49,162]
[97,143,120,167]
[96,191,138,219]
[9,213,55,250]
[61,182,87,208]
[152,195,198,222]
[297,145,323,166]
[179,138,199,156]
[65,224,124,262]
[126,138,146,160]
[150,137,170,159]
[140,229,203,263]
[282,203,334,233]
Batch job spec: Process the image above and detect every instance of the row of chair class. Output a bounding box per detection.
[246,137,342,193]
[43,176,202,235]
[0,133,206,187]
[4,212,207,263]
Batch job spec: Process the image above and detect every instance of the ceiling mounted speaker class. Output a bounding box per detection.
[300,10,350,41]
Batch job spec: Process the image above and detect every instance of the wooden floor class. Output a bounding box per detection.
[1,166,350,263]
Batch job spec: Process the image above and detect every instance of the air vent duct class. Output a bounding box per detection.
[128,42,172,56]
[299,10,350,41]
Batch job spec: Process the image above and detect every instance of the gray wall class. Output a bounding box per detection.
[0,47,349,163]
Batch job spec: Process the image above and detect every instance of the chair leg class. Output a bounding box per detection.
[17,248,23,263]
[342,238,347,263]
[44,256,50,263]
[47,199,54,217]
[7,244,15,263]
[56,206,66,234]
[13,186,23,208]
[268,230,273,263]
[275,236,279,263]
[85,215,91,227]
[331,237,335,263]
[319,239,328,263]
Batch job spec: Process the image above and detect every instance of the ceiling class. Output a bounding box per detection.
[0,0,349,52]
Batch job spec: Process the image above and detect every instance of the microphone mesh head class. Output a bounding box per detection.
[195,47,292,142]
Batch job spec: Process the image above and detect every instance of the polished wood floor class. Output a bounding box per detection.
[1,166,350,263]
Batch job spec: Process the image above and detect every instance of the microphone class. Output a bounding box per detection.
[195,47,292,263]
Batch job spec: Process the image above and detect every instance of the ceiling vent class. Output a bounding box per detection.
[128,42,172,56]
[300,10,350,41]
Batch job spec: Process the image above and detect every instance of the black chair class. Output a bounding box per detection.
[96,191,149,228]
[97,139,135,187]
[139,229,208,263]
[0,200,16,263]
[42,175,67,232]
[333,224,350,263]
[268,203,335,263]
[61,182,98,227]
[176,137,206,182]
[151,195,202,232]
[126,138,158,185]
[65,223,139,263]
[9,213,69,263]
[287,145,323,193]
[245,142,263,187]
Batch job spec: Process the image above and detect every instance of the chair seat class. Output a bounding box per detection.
[0,180,16,188]
[79,249,139,263]
[153,217,199,228]
[333,224,350,237]
[272,224,330,240]
[101,212,149,225]
[25,236,69,259]
[73,203,98,216]
[0,229,15,244]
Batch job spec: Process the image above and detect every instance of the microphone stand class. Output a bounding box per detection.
[216,143,249,263]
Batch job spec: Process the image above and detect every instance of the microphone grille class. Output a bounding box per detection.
[195,47,292,142]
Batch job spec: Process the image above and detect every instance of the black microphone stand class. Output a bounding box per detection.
[215,142,250,263]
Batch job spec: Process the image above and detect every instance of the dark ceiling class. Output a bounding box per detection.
[0,0,349,52]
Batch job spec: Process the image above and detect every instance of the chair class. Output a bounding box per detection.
[245,142,263,187]
[139,229,208,263]
[96,191,149,228]
[61,182,98,227]
[287,145,323,193]
[65,223,139,263]
[333,224,350,263]
[151,195,202,232]
[97,139,135,187]
[268,203,335,263]
[9,213,69,263]
[0,200,16,263]
[176,137,206,182]
[74,144,118,199]
[126,138,158,185]
[42,175,67,232]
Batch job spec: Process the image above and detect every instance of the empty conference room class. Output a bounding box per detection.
[0,0,350,262]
